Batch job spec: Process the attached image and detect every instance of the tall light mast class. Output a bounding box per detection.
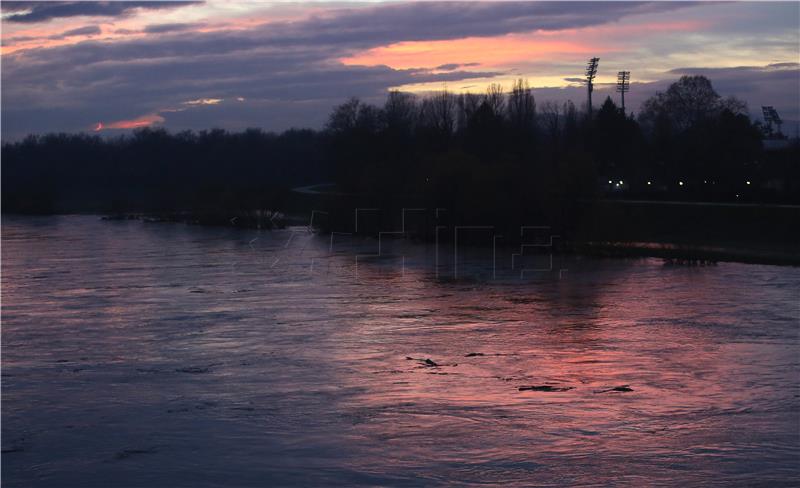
[762,106,783,136]
[585,57,599,117]
[617,71,630,113]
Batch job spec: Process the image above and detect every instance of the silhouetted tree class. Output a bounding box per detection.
[638,75,746,134]
[383,90,417,135]
[327,97,362,133]
[484,83,505,116]
[638,75,761,193]
[592,97,644,178]
[420,89,457,136]
[507,78,536,133]
[457,92,482,130]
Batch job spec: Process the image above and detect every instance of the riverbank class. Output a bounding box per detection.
[572,241,799,267]
[8,197,799,267]
[569,199,800,266]
[101,209,287,230]
[283,188,800,266]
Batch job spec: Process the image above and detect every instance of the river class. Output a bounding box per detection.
[2,215,798,486]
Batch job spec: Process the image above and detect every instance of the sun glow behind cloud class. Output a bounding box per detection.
[342,36,608,69]
[339,19,723,93]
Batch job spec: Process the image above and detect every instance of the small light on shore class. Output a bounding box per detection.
[746,181,751,185]
[679,181,684,186]
[608,180,612,184]
[618,180,623,185]
[647,181,652,185]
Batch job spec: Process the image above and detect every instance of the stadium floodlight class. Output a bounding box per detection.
[585,57,599,116]
[616,71,630,113]
[761,106,783,135]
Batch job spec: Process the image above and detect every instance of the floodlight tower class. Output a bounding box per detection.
[762,106,784,136]
[617,71,630,113]
[770,107,783,136]
[762,106,774,134]
[585,57,599,117]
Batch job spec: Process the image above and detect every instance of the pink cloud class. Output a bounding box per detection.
[94,113,164,131]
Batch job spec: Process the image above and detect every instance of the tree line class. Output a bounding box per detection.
[2,128,326,214]
[323,75,796,231]
[2,75,797,227]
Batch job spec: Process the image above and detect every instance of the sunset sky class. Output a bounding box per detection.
[2,1,798,139]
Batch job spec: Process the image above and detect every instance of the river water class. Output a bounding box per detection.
[2,215,799,487]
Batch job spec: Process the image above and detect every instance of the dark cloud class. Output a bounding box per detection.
[1,1,201,23]
[2,23,101,45]
[436,64,461,72]
[272,1,690,46]
[667,63,800,91]
[666,63,800,125]
[1,35,35,46]
[435,63,480,72]
[144,23,205,34]
[8,1,688,69]
[48,25,101,40]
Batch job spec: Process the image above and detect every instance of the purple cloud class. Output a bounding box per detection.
[1,1,201,23]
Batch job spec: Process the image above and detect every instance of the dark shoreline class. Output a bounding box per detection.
[99,209,288,230]
[4,210,797,267]
[571,241,799,267]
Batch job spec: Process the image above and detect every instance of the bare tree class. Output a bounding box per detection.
[383,90,417,133]
[326,97,361,133]
[563,100,578,135]
[421,89,456,134]
[485,83,505,116]
[457,92,483,130]
[721,96,748,116]
[355,103,384,134]
[540,101,561,139]
[507,78,536,132]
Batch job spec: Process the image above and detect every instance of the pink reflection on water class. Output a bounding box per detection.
[325,262,798,483]
[2,216,798,486]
